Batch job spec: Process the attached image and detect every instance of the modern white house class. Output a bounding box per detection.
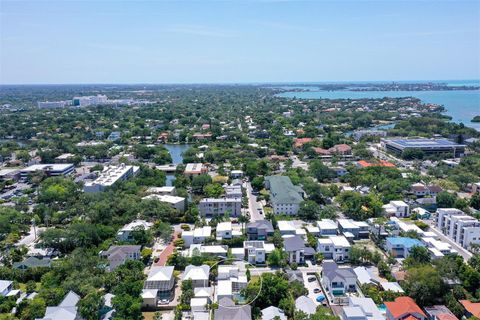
[116,220,153,242]
[84,164,140,193]
[216,222,242,240]
[244,241,268,265]
[217,265,248,292]
[182,226,212,247]
[146,186,177,196]
[317,235,351,262]
[317,219,338,236]
[277,220,297,235]
[183,265,211,288]
[436,208,480,249]
[199,198,242,217]
[342,297,385,320]
[382,201,410,218]
[337,219,369,239]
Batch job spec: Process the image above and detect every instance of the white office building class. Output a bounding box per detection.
[436,208,480,249]
[84,164,139,193]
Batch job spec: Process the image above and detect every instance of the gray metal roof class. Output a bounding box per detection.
[265,176,304,205]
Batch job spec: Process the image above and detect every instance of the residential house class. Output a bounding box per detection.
[214,297,252,320]
[37,291,81,320]
[424,305,458,320]
[411,183,443,197]
[182,226,212,247]
[116,220,153,242]
[278,220,297,235]
[100,245,141,271]
[183,265,210,288]
[217,265,248,292]
[261,307,287,320]
[283,236,309,264]
[216,222,242,240]
[13,256,51,269]
[353,267,380,286]
[382,201,410,218]
[142,194,186,212]
[384,297,427,320]
[230,170,244,179]
[459,300,480,319]
[295,296,317,315]
[317,235,351,262]
[246,220,274,240]
[0,280,12,296]
[385,237,425,258]
[337,219,369,239]
[342,297,385,320]
[143,266,175,303]
[184,163,207,176]
[187,244,228,258]
[317,219,338,236]
[322,261,357,297]
[244,241,269,265]
[285,270,304,283]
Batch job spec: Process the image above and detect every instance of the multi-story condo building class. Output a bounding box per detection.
[436,208,480,249]
[84,164,139,193]
[198,198,242,217]
[265,176,305,215]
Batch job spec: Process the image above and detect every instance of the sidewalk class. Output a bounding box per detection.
[155,232,179,266]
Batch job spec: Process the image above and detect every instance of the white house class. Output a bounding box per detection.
[216,222,242,240]
[183,265,210,288]
[317,219,338,236]
[142,194,186,212]
[182,226,212,247]
[317,235,351,262]
[0,280,12,296]
[244,241,267,265]
[342,297,385,320]
[382,201,410,218]
[117,220,153,242]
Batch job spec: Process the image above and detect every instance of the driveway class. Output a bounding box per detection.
[155,232,179,266]
[301,270,323,307]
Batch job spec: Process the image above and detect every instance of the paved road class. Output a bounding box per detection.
[244,182,264,221]
[15,225,45,248]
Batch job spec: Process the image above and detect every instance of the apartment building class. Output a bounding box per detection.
[265,176,305,215]
[436,208,480,249]
[199,198,242,217]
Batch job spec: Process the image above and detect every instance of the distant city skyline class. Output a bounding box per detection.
[1,0,479,84]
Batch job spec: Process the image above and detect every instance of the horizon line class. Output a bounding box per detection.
[1,78,479,86]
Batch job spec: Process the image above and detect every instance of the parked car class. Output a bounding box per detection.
[313,288,321,294]
[308,277,316,282]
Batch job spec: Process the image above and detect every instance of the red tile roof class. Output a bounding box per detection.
[459,300,480,318]
[294,138,313,148]
[385,297,426,320]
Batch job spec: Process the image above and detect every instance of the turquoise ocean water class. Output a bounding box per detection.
[276,80,480,131]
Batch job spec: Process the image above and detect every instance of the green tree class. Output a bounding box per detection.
[78,291,104,320]
[403,265,446,307]
[267,249,287,268]
[437,191,456,208]
[298,200,321,221]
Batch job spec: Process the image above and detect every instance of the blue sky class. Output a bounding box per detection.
[1,0,479,84]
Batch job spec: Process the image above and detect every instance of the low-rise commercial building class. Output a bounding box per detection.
[20,163,75,178]
[382,138,465,158]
